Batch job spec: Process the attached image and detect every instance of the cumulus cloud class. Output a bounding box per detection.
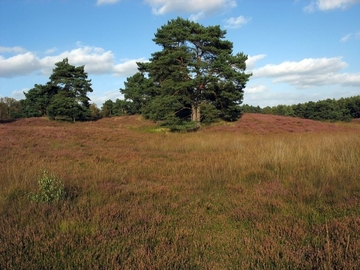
[252,57,360,88]
[246,54,266,70]
[113,58,149,77]
[304,0,360,12]
[245,85,268,93]
[225,16,252,29]
[40,46,115,75]
[96,0,121,5]
[145,0,236,19]
[0,53,41,78]
[0,45,147,78]
[254,57,347,77]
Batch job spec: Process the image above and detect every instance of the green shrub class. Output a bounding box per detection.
[29,170,66,203]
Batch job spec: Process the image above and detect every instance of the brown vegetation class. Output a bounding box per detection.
[1,114,359,269]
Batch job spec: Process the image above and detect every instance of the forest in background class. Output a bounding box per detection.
[1,94,359,124]
[101,95,360,123]
[241,95,360,122]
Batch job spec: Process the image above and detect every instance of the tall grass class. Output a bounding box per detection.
[1,116,359,269]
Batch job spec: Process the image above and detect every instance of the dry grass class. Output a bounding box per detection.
[1,114,359,269]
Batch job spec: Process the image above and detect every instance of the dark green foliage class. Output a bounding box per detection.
[120,17,251,129]
[21,83,57,117]
[200,103,221,125]
[47,92,86,121]
[240,104,262,114]
[112,99,129,116]
[340,96,360,118]
[120,72,155,115]
[244,95,360,122]
[20,58,93,121]
[100,99,131,117]
[101,99,114,117]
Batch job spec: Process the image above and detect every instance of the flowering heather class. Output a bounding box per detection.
[1,114,359,269]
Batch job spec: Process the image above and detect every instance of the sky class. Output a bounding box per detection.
[0,0,359,108]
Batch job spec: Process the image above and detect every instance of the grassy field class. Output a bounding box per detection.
[1,114,359,269]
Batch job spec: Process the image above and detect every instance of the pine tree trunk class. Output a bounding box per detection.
[191,104,201,123]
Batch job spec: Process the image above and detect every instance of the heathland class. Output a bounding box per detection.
[1,114,359,269]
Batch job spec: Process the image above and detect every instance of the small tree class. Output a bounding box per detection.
[101,100,114,117]
[89,103,101,120]
[29,170,66,204]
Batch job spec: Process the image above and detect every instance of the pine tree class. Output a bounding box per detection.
[121,17,251,129]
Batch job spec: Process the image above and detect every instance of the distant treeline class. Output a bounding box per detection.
[1,95,359,123]
[240,96,360,122]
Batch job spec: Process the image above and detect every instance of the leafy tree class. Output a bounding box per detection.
[101,99,114,117]
[240,104,262,114]
[261,106,274,115]
[89,103,101,120]
[0,97,21,120]
[273,104,294,116]
[121,17,251,128]
[113,99,130,116]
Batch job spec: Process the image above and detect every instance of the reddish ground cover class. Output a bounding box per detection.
[206,113,360,134]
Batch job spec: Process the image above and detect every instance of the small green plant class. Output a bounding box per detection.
[29,170,66,203]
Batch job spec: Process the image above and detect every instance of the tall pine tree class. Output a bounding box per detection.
[121,17,252,129]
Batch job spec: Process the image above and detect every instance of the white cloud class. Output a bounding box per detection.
[40,46,115,75]
[225,16,252,29]
[0,53,41,78]
[0,45,146,79]
[113,58,149,77]
[252,57,360,88]
[96,0,121,5]
[89,90,123,107]
[335,72,360,86]
[0,46,27,54]
[246,54,266,70]
[317,0,360,10]
[254,57,347,78]
[145,0,236,19]
[304,0,360,12]
[245,85,268,93]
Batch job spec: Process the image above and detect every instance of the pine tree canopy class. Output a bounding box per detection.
[120,17,252,130]
[22,58,93,121]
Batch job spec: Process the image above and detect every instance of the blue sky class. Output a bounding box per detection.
[0,0,359,107]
